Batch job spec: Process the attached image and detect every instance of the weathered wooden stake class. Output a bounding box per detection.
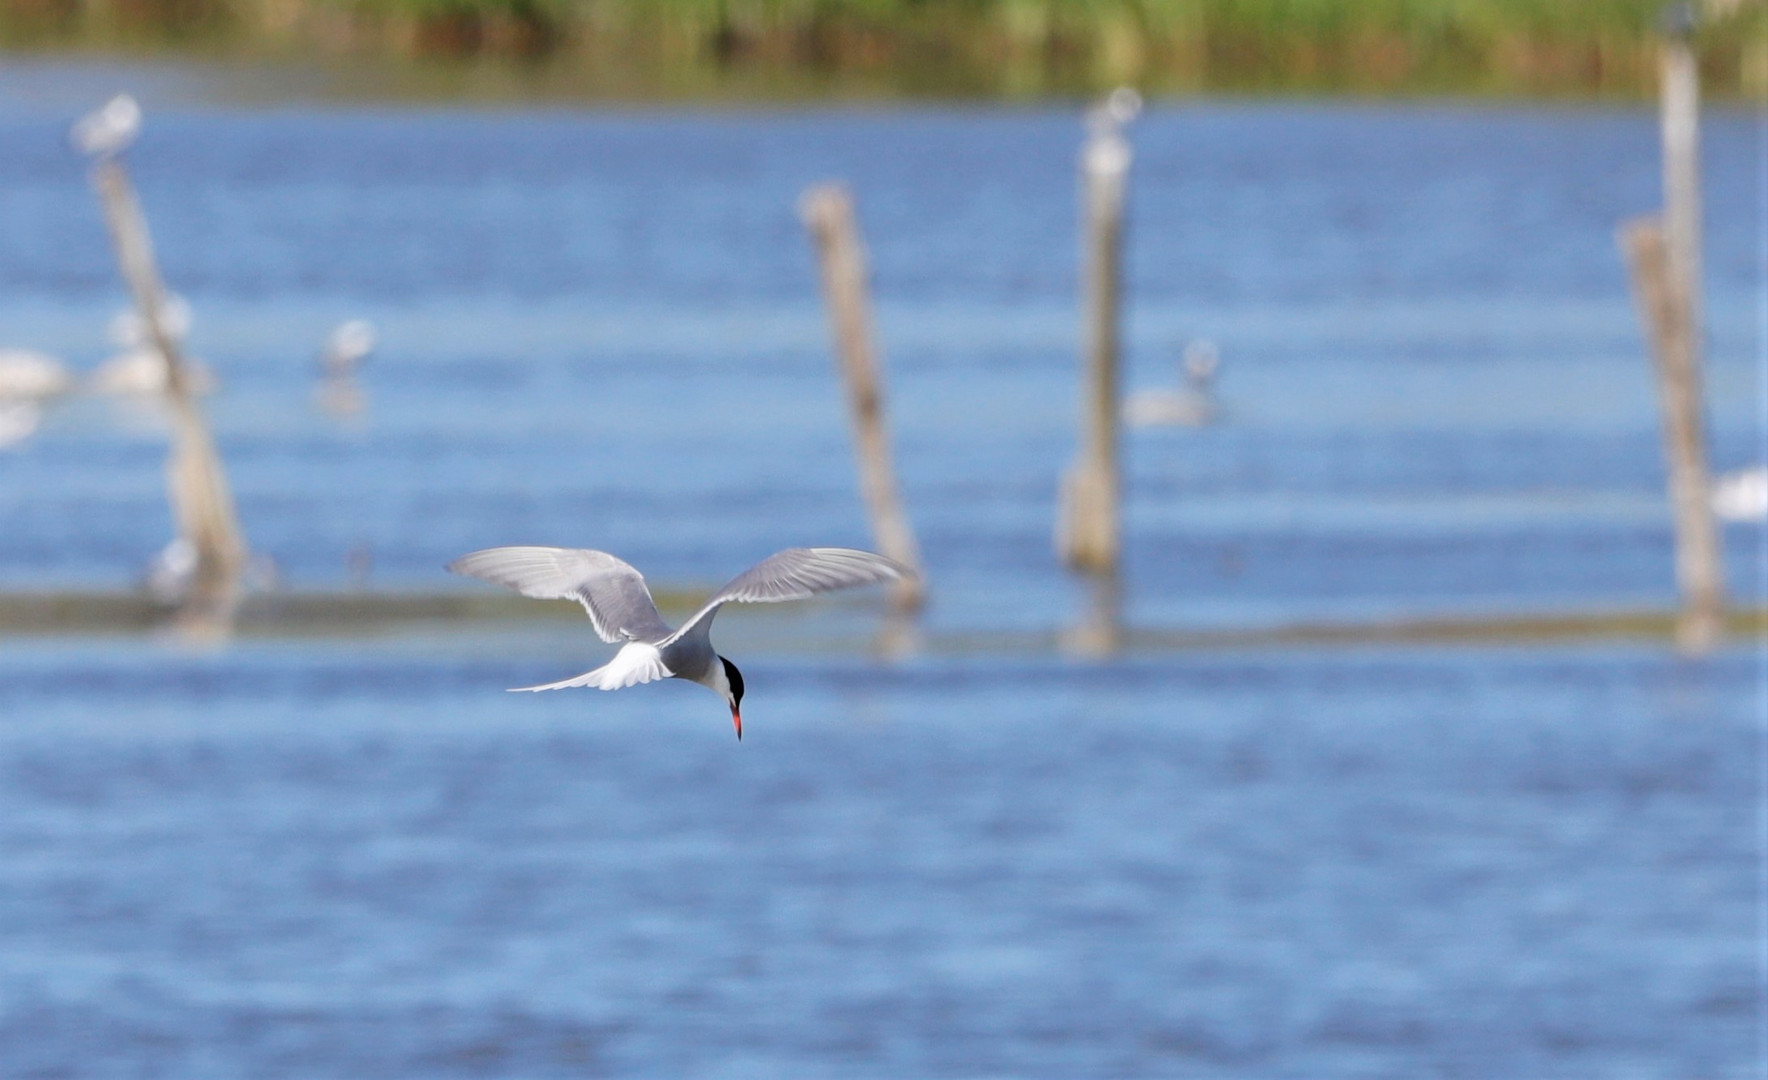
[1661,4,1704,342]
[1619,217,1725,653]
[1057,88,1138,575]
[799,183,926,612]
[92,155,247,633]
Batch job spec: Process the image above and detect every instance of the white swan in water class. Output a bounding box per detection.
[1124,340,1221,428]
[1714,466,1768,523]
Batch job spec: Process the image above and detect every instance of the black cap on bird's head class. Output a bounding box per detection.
[720,656,745,740]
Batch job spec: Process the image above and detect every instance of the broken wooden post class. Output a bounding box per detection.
[1619,217,1725,653]
[798,183,926,612]
[1057,87,1139,576]
[77,95,248,634]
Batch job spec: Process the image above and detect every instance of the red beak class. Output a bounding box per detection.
[731,707,743,741]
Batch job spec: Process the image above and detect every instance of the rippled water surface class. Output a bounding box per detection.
[0,642,1760,1077]
[0,76,1760,626]
[0,64,1762,1077]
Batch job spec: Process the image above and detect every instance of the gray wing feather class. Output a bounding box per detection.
[667,547,908,643]
[446,546,675,644]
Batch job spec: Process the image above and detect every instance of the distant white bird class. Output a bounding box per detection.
[91,298,214,396]
[449,546,910,740]
[71,94,141,158]
[1083,87,1140,180]
[0,349,73,450]
[108,296,192,349]
[1714,466,1768,523]
[0,349,74,399]
[143,537,199,602]
[322,319,376,375]
[143,536,279,603]
[317,319,375,415]
[89,348,216,397]
[0,400,44,450]
[1124,339,1221,428]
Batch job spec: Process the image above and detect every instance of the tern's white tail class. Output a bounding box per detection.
[508,642,670,692]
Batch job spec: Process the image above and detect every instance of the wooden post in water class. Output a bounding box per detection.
[1057,88,1139,576]
[78,97,247,634]
[1619,218,1725,653]
[1624,3,1723,654]
[799,183,926,612]
[1660,3,1704,345]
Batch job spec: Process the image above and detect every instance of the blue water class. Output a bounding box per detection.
[0,63,1763,1076]
[0,80,1760,627]
[0,641,1759,1077]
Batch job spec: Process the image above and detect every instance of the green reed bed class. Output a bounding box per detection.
[1,0,1760,99]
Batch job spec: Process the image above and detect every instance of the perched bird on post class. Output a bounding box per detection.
[70,94,140,159]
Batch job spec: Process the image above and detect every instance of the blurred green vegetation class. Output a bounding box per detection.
[1,0,1761,98]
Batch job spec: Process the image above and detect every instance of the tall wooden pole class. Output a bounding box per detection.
[1645,3,1723,653]
[1620,218,1725,653]
[90,154,247,632]
[799,183,926,612]
[1661,4,1704,343]
[1057,88,1138,575]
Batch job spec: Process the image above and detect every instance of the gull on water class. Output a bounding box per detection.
[0,402,44,448]
[449,546,910,740]
[90,298,216,396]
[1713,466,1768,524]
[0,349,74,399]
[0,349,75,449]
[322,319,376,377]
[1124,339,1221,428]
[317,319,376,415]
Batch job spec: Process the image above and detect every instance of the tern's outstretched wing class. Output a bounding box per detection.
[447,546,674,644]
[666,547,909,645]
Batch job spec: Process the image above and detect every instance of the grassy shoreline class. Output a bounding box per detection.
[2,0,1761,100]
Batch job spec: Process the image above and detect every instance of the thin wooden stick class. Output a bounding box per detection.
[1619,216,1725,653]
[799,183,925,612]
[1057,89,1138,576]
[93,158,247,633]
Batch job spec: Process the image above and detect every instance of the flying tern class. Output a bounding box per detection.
[448,545,910,739]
